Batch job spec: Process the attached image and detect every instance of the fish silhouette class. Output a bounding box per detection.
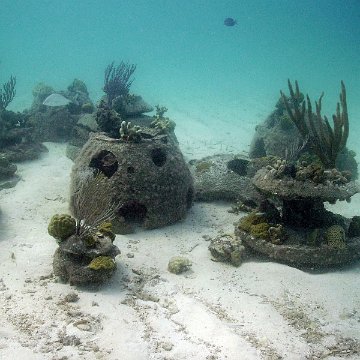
[224,17,237,27]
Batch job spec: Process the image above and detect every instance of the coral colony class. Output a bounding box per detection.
[234,81,360,267]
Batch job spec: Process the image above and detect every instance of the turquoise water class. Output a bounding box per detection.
[1,3,360,357]
[1,0,359,146]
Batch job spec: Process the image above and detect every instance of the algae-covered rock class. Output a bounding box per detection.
[88,256,116,270]
[60,233,119,259]
[238,212,268,232]
[97,222,116,241]
[167,256,192,274]
[236,224,360,267]
[52,222,120,286]
[48,214,76,242]
[53,249,117,286]
[250,222,271,240]
[208,234,245,266]
[324,225,346,249]
[237,211,285,244]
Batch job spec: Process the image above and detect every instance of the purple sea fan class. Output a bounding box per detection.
[103,61,136,107]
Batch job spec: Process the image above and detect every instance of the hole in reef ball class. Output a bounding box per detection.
[127,166,135,174]
[118,200,147,224]
[89,150,118,178]
[227,158,249,176]
[151,148,167,167]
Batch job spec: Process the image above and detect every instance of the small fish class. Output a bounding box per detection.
[224,17,237,27]
[43,93,71,107]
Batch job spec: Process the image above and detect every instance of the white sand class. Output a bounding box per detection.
[1,114,360,360]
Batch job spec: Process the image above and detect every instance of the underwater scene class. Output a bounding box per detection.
[1,0,360,359]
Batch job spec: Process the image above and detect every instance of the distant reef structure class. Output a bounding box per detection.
[0,74,46,189]
[0,73,98,190]
[27,78,95,143]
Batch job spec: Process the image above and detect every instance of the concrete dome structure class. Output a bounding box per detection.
[70,132,194,233]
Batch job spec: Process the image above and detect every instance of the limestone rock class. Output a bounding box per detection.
[208,234,245,266]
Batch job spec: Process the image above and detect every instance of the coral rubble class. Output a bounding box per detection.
[208,234,245,266]
[167,256,192,274]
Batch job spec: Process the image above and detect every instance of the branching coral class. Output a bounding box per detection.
[103,61,136,107]
[119,120,142,142]
[154,105,168,118]
[150,105,176,133]
[0,75,16,110]
[280,80,349,169]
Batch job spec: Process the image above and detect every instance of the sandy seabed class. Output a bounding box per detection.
[1,110,360,360]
